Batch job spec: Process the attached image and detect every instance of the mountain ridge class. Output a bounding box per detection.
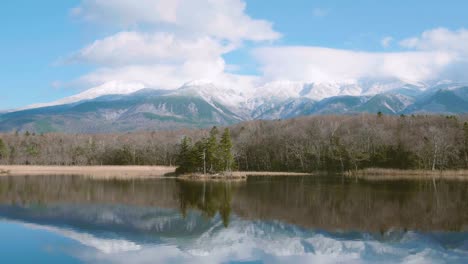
[1,80,468,133]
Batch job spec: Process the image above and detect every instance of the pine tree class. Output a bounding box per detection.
[192,140,206,174]
[219,128,235,172]
[205,126,220,172]
[176,136,193,174]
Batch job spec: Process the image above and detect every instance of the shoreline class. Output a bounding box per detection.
[0,165,176,179]
[3,166,468,181]
[346,168,468,181]
[177,173,247,182]
[0,165,312,180]
[163,171,314,181]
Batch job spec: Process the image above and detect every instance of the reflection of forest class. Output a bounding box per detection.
[0,175,467,232]
[232,177,468,232]
[178,181,235,227]
[0,175,179,208]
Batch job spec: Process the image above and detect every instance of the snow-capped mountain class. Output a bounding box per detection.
[17,78,424,112]
[0,79,467,133]
[20,81,147,111]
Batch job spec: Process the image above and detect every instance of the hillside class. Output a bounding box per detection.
[1,82,468,133]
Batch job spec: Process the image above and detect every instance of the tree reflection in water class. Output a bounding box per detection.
[177,180,236,227]
[0,175,467,232]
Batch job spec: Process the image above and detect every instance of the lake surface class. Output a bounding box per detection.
[0,175,468,263]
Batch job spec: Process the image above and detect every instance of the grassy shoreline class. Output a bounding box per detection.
[7,165,468,181]
[177,171,312,181]
[346,168,468,181]
[0,165,177,179]
[0,165,312,180]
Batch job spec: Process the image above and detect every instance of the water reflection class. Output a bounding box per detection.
[1,175,467,232]
[178,181,234,227]
[1,175,468,262]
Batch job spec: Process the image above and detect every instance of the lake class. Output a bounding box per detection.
[0,175,467,263]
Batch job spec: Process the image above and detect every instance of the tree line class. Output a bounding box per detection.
[1,114,468,172]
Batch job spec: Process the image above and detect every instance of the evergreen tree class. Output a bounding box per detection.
[175,128,236,174]
[192,140,207,174]
[219,128,235,172]
[176,136,193,174]
[205,126,220,172]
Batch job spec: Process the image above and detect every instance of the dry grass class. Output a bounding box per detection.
[177,171,313,182]
[0,166,311,180]
[346,168,468,181]
[0,165,176,179]
[233,171,313,176]
[184,171,311,177]
[178,173,247,182]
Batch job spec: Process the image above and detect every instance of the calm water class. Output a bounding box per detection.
[1,175,468,263]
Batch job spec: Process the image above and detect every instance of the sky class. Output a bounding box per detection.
[1,0,468,109]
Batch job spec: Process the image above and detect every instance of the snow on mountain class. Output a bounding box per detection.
[10,210,468,263]
[22,222,142,254]
[10,78,464,118]
[247,79,425,106]
[19,80,147,111]
[241,79,428,117]
[175,81,247,109]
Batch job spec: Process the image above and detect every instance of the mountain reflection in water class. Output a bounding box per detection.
[0,175,468,263]
[1,175,467,232]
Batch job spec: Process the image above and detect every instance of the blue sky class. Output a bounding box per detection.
[1,0,468,109]
[247,0,467,49]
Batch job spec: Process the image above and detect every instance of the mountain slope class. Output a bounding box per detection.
[0,90,243,133]
[404,86,468,114]
[355,94,414,114]
[1,82,468,133]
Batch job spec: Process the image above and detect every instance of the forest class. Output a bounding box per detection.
[0,114,468,172]
[175,127,235,174]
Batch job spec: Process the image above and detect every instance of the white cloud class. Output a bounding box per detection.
[253,28,468,84]
[380,36,393,48]
[67,31,235,66]
[77,63,224,90]
[61,0,277,97]
[70,63,259,94]
[254,46,455,83]
[65,30,259,92]
[65,0,468,103]
[400,28,468,55]
[73,0,280,42]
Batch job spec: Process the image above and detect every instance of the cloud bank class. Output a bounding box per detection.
[72,0,280,42]
[254,28,468,84]
[64,1,468,94]
[254,47,455,84]
[66,0,283,91]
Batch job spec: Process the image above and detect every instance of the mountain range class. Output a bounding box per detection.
[1,80,468,133]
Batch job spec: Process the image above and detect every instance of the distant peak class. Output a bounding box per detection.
[16,81,147,111]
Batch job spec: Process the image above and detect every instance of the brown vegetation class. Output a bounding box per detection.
[346,168,468,180]
[0,165,175,179]
[1,114,468,173]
